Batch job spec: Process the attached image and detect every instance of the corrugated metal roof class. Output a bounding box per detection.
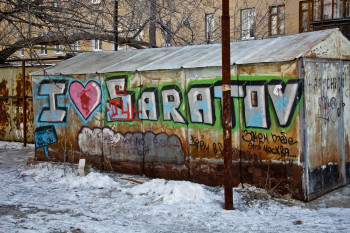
[31,29,340,76]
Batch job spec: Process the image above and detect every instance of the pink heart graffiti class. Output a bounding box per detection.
[69,81,101,120]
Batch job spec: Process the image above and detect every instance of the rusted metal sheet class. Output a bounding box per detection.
[305,30,350,60]
[30,29,350,201]
[28,59,322,201]
[0,66,40,143]
[102,72,143,174]
[139,70,188,179]
[343,61,350,182]
[304,58,349,200]
[0,99,11,140]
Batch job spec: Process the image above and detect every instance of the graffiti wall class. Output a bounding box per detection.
[304,59,350,199]
[32,62,308,198]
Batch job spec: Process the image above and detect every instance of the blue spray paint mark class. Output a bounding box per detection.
[197,99,209,113]
[192,111,198,121]
[276,94,289,110]
[248,111,263,128]
[164,102,174,113]
[41,85,53,94]
[214,88,222,98]
[34,125,58,158]
[139,112,145,119]
[147,102,154,114]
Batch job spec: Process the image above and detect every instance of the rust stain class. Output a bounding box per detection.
[25,74,32,96]
[15,73,23,97]
[0,79,9,96]
[238,62,296,77]
[26,99,35,143]
[144,162,189,180]
[345,134,350,162]
[0,100,10,127]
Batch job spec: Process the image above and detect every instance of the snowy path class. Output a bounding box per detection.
[0,141,350,233]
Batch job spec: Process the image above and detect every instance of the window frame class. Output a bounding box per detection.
[163,20,172,46]
[312,0,350,21]
[38,45,47,55]
[269,5,285,36]
[91,0,101,4]
[241,8,256,40]
[205,13,215,43]
[131,24,143,42]
[19,48,24,57]
[54,45,63,54]
[92,39,102,51]
[70,41,80,51]
[300,1,313,32]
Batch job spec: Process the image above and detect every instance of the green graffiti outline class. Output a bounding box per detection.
[237,76,303,133]
[102,73,303,131]
[138,81,188,127]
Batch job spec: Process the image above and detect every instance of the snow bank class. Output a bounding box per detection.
[21,163,66,182]
[129,179,217,204]
[0,140,34,149]
[21,162,119,190]
[66,172,119,190]
[2,147,350,233]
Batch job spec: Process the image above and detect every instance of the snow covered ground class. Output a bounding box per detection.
[1,141,350,233]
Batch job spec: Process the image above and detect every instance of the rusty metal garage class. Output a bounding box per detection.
[30,28,350,201]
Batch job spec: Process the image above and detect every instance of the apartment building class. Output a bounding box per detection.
[2,0,349,62]
[311,0,350,39]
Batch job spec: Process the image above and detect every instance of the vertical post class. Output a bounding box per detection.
[149,0,157,47]
[22,60,27,147]
[114,0,118,51]
[222,0,233,210]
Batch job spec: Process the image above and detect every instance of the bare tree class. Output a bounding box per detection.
[0,0,220,63]
[0,0,155,63]
[0,0,288,64]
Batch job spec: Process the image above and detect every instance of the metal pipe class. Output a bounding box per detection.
[222,0,233,210]
[22,60,27,147]
[114,0,119,51]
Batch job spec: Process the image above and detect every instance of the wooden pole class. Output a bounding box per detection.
[222,0,233,210]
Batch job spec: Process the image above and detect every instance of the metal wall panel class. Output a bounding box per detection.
[0,66,41,143]
[304,58,349,200]
[31,57,350,201]
[32,61,308,199]
[342,61,350,182]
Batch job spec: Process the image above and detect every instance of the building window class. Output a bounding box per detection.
[70,41,80,51]
[313,0,350,20]
[54,45,63,54]
[131,25,143,41]
[241,8,256,40]
[205,13,214,43]
[163,20,172,46]
[269,5,285,36]
[19,48,24,56]
[38,45,47,55]
[300,1,312,32]
[92,39,102,51]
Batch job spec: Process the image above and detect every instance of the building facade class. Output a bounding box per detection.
[2,0,349,63]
